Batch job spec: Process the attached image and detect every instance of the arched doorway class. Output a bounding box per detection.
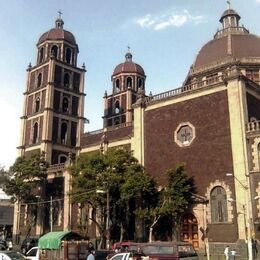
[180,213,199,249]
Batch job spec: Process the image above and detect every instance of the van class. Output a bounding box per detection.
[140,241,198,260]
[112,242,140,253]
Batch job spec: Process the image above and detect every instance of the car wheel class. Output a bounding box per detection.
[0,245,6,250]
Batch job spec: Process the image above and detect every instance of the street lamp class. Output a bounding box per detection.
[96,187,110,250]
[226,173,253,260]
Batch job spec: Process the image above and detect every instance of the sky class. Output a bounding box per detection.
[0,0,260,169]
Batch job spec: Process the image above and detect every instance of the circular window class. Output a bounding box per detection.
[174,122,195,147]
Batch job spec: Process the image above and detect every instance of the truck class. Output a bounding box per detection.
[25,231,90,260]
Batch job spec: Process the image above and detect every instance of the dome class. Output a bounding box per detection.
[192,8,260,69]
[193,34,260,68]
[112,52,145,76]
[38,18,76,45]
[220,9,240,22]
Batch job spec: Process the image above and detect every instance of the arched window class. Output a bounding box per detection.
[64,73,70,88]
[32,122,38,144]
[51,45,58,59]
[138,78,143,89]
[37,73,42,88]
[231,17,235,27]
[65,48,71,63]
[61,122,68,144]
[210,186,228,223]
[115,79,120,93]
[39,48,44,63]
[35,97,40,113]
[62,97,69,112]
[114,100,120,114]
[126,77,132,88]
[59,155,67,164]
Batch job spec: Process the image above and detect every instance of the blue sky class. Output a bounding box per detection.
[0,0,260,169]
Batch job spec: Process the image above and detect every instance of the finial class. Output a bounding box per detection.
[82,62,86,70]
[125,46,133,62]
[55,10,64,29]
[58,10,63,19]
[227,0,231,9]
[27,62,32,71]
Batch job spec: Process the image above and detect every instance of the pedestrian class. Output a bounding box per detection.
[252,239,258,258]
[224,245,231,260]
[87,247,95,260]
[230,248,236,260]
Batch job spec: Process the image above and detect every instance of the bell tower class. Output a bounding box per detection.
[103,51,146,127]
[18,16,86,164]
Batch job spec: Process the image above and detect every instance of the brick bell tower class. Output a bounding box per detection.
[18,16,86,164]
[103,50,146,127]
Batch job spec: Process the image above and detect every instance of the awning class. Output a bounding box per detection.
[38,231,72,249]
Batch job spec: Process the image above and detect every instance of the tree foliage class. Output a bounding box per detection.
[0,166,9,188]
[4,153,48,202]
[136,163,195,241]
[69,148,156,244]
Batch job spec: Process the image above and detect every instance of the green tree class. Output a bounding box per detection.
[4,153,48,236]
[0,166,9,188]
[70,148,156,247]
[137,163,195,242]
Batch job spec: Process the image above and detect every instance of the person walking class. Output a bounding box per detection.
[87,247,95,260]
[224,245,231,260]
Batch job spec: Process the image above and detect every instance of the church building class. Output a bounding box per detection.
[14,4,260,257]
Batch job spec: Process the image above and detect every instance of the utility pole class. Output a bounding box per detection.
[106,187,110,250]
[50,196,53,232]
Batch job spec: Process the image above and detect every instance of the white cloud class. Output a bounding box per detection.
[135,10,205,31]
[257,0,260,3]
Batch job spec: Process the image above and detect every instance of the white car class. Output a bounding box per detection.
[0,251,26,260]
[24,247,39,260]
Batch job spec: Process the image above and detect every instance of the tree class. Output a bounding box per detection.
[137,163,195,242]
[0,166,9,188]
[4,153,48,236]
[69,148,156,247]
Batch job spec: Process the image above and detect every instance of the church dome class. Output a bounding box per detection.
[113,52,145,76]
[38,18,76,45]
[192,7,260,70]
[193,34,260,68]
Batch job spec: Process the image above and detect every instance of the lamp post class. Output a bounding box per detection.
[96,187,110,250]
[226,173,253,260]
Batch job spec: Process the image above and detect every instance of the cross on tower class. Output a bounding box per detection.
[58,10,63,19]
[127,46,131,53]
[227,0,231,9]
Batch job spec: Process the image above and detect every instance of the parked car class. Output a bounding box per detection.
[0,239,7,250]
[108,252,144,260]
[112,242,140,252]
[140,241,198,260]
[21,238,38,255]
[24,247,38,260]
[95,250,114,260]
[0,251,26,259]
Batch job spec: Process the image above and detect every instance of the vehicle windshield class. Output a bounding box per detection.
[177,245,196,254]
[4,251,25,259]
[141,245,176,255]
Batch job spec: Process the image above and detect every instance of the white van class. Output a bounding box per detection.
[25,247,39,260]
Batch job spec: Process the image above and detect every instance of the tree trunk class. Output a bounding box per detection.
[120,223,124,242]
[149,227,153,242]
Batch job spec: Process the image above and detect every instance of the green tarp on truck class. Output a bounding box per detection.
[38,231,82,249]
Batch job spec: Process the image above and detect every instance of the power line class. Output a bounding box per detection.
[20,189,98,206]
